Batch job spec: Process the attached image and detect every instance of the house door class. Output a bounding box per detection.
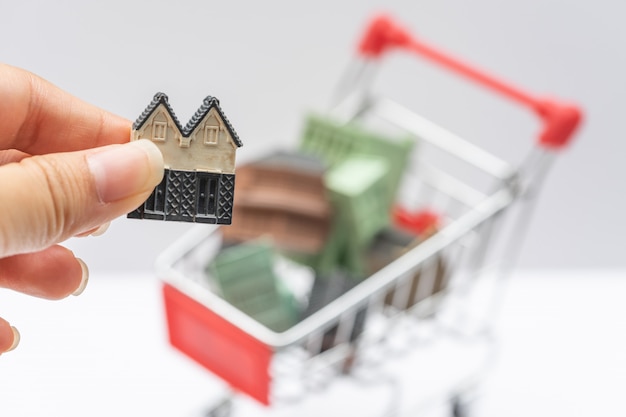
[142,169,168,220]
[195,172,220,223]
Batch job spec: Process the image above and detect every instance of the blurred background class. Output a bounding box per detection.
[1,0,622,272]
[2,1,626,416]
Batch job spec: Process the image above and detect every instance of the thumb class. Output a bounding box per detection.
[0,139,164,257]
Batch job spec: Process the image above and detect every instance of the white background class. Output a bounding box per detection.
[1,1,625,416]
[2,0,623,271]
[2,271,626,417]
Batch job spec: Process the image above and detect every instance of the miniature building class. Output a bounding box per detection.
[128,93,243,224]
[297,114,416,275]
[222,151,332,254]
[207,242,300,332]
[365,226,448,309]
[382,208,447,308]
[299,114,414,210]
[302,270,367,353]
[326,155,391,246]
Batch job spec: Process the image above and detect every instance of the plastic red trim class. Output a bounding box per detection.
[393,206,440,236]
[162,283,273,405]
[358,14,582,150]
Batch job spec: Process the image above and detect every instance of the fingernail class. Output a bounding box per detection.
[90,222,110,237]
[87,140,164,204]
[72,258,89,296]
[75,221,110,238]
[6,326,20,352]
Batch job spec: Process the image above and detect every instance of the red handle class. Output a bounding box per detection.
[358,14,582,150]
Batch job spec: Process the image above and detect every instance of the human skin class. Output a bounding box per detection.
[0,63,164,354]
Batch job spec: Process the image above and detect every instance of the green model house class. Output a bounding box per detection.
[298,114,416,276]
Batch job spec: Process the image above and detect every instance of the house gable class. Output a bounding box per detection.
[128,92,242,225]
[133,92,185,134]
[132,93,243,174]
[188,108,237,150]
[133,103,183,146]
[183,96,243,148]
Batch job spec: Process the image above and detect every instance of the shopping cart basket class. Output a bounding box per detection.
[155,14,582,417]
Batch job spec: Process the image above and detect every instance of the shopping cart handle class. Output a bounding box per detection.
[357,14,583,150]
[534,98,582,149]
[358,14,412,57]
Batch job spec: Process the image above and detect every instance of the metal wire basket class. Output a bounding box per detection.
[155,14,581,417]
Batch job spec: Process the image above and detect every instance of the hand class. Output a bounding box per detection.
[0,63,164,354]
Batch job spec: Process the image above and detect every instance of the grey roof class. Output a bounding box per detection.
[133,93,243,147]
[257,150,327,174]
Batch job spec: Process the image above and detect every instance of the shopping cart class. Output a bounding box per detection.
[155,14,582,417]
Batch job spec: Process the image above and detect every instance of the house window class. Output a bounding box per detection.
[196,172,219,217]
[204,125,219,145]
[145,170,167,214]
[152,121,167,141]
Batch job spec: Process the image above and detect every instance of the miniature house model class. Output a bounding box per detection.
[222,151,332,254]
[128,93,243,224]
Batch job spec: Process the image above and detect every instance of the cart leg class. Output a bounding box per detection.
[450,387,482,417]
[451,397,470,417]
[203,395,233,417]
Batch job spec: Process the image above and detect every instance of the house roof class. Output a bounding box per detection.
[256,150,327,174]
[133,92,243,147]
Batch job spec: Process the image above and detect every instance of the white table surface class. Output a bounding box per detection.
[1,270,625,417]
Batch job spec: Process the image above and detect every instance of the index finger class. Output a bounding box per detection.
[0,63,131,154]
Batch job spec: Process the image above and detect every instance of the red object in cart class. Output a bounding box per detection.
[393,206,440,237]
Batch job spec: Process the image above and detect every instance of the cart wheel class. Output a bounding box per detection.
[204,396,233,417]
[451,394,475,417]
[451,400,467,417]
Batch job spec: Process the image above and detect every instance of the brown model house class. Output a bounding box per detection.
[128,93,243,224]
[222,151,332,254]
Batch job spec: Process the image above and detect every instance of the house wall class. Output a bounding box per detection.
[132,104,237,174]
[222,161,332,253]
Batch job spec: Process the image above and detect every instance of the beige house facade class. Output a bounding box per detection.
[128,93,243,224]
